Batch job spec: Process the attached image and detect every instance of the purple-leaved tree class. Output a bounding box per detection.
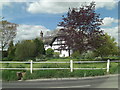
[58,2,105,54]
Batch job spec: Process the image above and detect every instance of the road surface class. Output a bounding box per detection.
[1,74,119,89]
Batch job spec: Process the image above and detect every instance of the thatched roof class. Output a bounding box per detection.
[43,36,56,46]
[43,29,64,46]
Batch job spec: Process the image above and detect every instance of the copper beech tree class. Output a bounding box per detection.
[58,2,105,54]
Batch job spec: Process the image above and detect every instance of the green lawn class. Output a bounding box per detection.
[1,61,118,69]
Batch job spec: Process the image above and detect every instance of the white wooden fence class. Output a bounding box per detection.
[0,59,113,74]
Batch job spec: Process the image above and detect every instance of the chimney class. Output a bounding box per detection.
[40,31,43,40]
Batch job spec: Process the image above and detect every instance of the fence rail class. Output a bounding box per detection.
[0,59,116,73]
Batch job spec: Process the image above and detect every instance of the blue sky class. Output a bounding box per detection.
[1,0,119,43]
[2,2,64,30]
[2,2,118,30]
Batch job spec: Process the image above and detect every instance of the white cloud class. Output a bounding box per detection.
[9,24,120,45]
[102,26,118,42]
[14,24,50,43]
[0,0,117,13]
[0,1,11,10]
[27,0,117,14]
[92,0,117,10]
[102,17,118,26]
[0,0,36,9]
[27,1,81,14]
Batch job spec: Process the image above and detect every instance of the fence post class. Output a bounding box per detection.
[70,60,73,72]
[30,60,33,74]
[107,59,110,73]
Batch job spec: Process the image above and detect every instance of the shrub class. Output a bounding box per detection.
[35,54,46,61]
[15,40,36,60]
[2,57,9,61]
[7,41,16,61]
[2,51,8,58]
[81,51,95,59]
[94,57,102,61]
[53,52,60,58]
[46,48,54,57]
[71,51,81,59]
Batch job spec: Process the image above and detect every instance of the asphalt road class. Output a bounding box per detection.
[1,74,119,89]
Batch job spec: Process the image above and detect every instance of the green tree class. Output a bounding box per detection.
[15,40,36,60]
[46,48,54,57]
[7,41,15,60]
[33,38,45,57]
[94,33,118,57]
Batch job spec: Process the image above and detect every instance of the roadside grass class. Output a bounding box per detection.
[2,70,18,81]
[2,69,106,81]
[109,62,119,74]
[23,69,106,80]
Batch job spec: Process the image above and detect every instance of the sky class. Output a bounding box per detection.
[0,0,119,43]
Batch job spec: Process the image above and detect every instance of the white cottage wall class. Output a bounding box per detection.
[44,35,73,57]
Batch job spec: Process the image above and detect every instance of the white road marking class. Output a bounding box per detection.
[48,85,91,88]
